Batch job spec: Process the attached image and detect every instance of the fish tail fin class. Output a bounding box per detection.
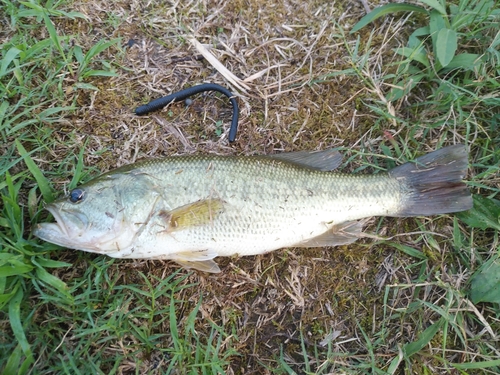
[390,144,473,216]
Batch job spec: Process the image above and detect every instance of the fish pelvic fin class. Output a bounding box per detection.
[297,220,365,247]
[158,198,225,232]
[390,144,473,216]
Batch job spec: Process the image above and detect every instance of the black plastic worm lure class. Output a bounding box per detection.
[135,83,239,142]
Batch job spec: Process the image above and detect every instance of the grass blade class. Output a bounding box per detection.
[418,0,447,15]
[403,318,444,357]
[452,358,500,370]
[350,4,428,33]
[41,11,67,63]
[386,241,427,260]
[15,140,54,203]
[0,47,21,78]
[3,344,23,375]
[8,287,34,366]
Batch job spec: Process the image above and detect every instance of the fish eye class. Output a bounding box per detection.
[69,188,85,203]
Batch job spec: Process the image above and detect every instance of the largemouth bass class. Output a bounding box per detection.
[33,145,472,273]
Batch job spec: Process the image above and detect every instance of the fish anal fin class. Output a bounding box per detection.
[265,149,343,171]
[174,259,221,273]
[298,220,365,248]
[169,249,221,273]
[158,198,225,232]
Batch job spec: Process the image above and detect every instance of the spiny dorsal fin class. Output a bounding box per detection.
[157,198,225,232]
[265,149,343,171]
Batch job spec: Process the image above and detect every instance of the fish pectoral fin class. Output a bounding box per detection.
[266,148,343,171]
[158,198,225,232]
[298,220,365,247]
[174,259,221,273]
[170,249,221,273]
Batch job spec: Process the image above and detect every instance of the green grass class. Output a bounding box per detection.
[1,0,500,374]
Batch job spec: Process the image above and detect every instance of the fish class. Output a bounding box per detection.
[33,144,473,273]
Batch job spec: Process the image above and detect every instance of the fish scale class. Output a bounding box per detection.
[130,156,397,255]
[34,145,472,273]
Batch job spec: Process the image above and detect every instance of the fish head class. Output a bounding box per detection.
[33,172,155,254]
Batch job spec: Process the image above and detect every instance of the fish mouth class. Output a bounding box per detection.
[34,204,132,254]
[33,205,89,249]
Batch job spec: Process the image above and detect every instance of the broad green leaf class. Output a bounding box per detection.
[410,26,431,38]
[408,27,430,49]
[436,28,458,67]
[403,318,444,357]
[456,195,500,231]
[418,0,447,15]
[394,46,430,67]
[470,257,500,305]
[444,53,481,70]
[350,4,428,33]
[74,45,84,63]
[15,140,54,203]
[429,9,446,52]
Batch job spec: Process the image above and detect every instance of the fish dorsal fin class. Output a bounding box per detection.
[297,220,364,247]
[158,198,225,232]
[169,249,221,273]
[265,149,343,171]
